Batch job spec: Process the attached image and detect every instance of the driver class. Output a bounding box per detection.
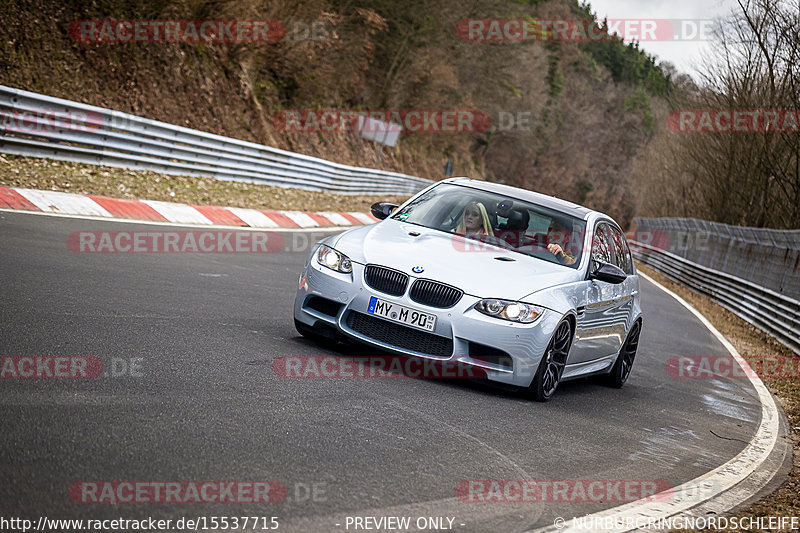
[453,201,493,236]
[546,220,578,266]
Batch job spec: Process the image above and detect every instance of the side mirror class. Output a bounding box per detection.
[370,202,399,220]
[589,261,627,284]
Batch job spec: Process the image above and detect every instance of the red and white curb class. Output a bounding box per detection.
[0,186,378,228]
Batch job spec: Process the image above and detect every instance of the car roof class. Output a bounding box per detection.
[442,177,596,220]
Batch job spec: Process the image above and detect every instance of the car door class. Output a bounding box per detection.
[569,222,628,364]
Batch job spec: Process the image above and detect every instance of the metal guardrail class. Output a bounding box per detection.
[631,224,800,356]
[635,217,800,299]
[0,85,432,196]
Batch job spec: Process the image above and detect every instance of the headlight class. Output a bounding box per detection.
[474,299,543,323]
[316,245,352,273]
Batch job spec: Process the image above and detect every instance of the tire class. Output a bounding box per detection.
[294,318,337,344]
[604,319,641,388]
[529,319,573,402]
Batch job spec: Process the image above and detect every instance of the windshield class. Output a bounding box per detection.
[391,183,587,269]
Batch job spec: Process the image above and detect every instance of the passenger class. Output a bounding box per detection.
[453,201,493,236]
[546,220,578,266]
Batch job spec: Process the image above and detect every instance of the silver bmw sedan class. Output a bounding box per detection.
[293,178,642,401]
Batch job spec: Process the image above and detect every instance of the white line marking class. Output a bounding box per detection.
[13,188,112,218]
[225,207,279,228]
[531,272,781,532]
[141,200,213,225]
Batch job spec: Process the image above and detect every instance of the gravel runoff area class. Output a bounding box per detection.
[0,154,412,213]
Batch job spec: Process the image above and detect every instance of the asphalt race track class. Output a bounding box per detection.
[0,211,765,532]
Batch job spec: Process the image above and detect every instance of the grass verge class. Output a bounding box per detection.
[0,155,412,213]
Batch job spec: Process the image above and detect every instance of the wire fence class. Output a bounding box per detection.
[633,217,800,355]
[0,85,432,196]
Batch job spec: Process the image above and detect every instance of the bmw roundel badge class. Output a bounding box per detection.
[412,266,424,273]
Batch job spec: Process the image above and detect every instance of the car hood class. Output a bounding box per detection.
[331,220,580,302]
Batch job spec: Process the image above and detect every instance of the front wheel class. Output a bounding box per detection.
[529,319,573,402]
[604,320,641,388]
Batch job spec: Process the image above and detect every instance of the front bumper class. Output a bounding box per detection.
[293,258,562,388]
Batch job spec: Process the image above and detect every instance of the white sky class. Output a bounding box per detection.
[584,0,740,78]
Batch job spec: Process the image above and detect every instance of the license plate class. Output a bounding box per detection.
[367,297,437,332]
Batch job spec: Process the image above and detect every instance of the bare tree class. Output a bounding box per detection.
[642,0,800,228]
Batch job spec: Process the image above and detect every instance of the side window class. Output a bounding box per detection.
[591,223,612,265]
[624,238,634,274]
[610,226,633,274]
[528,212,550,233]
